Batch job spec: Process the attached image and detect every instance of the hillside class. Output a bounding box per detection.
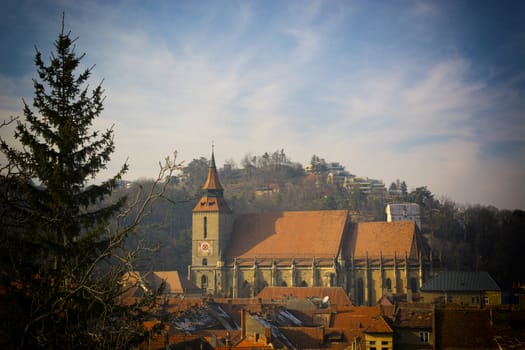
[119,151,525,291]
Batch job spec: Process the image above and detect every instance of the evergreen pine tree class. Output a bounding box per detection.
[0,18,165,349]
[400,181,408,197]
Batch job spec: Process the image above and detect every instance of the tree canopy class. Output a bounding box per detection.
[0,18,174,349]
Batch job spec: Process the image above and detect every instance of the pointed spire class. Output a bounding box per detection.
[193,145,231,213]
[202,145,223,196]
[210,143,217,168]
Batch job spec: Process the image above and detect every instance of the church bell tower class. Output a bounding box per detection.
[189,149,232,295]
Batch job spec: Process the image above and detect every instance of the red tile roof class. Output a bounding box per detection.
[226,210,350,260]
[279,327,326,348]
[193,195,232,213]
[436,309,497,348]
[202,152,223,191]
[346,221,418,259]
[394,303,433,329]
[193,152,232,213]
[365,315,394,334]
[151,271,201,294]
[256,287,353,307]
[119,271,201,301]
[331,306,382,329]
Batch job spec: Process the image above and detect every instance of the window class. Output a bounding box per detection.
[202,258,207,266]
[241,280,252,297]
[385,278,392,291]
[300,280,308,287]
[419,331,429,343]
[329,273,335,287]
[357,278,364,306]
[201,275,208,289]
[410,278,418,293]
[203,216,207,238]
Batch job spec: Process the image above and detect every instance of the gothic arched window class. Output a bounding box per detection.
[386,278,392,292]
[201,275,208,289]
[202,258,208,266]
[357,278,364,306]
[410,277,418,293]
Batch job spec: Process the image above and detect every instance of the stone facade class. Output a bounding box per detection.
[188,152,432,305]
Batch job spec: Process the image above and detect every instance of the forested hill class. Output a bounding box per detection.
[119,151,525,291]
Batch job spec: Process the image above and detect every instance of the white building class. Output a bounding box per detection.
[386,203,421,229]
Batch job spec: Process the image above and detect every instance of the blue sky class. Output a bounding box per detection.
[1,0,524,210]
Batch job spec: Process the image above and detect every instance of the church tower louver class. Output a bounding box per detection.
[189,149,232,295]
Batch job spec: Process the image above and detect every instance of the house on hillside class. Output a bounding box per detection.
[386,203,421,229]
[420,271,501,306]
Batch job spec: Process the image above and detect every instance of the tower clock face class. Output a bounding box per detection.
[198,240,213,256]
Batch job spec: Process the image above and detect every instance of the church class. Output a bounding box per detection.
[188,152,433,305]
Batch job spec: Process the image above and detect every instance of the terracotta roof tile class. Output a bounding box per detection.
[279,327,326,348]
[121,271,202,296]
[365,315,394,334]
[346,221,418,259]
[436,309,497,348]
[230,338,273,349]
[202,152,223,191]
[394,303,433,329]
[193,152,231,212]
[192,196,231,212]
[226,210,349,260]
[152,271,201,294]
[331,307,382,329]
[256,287,353,307]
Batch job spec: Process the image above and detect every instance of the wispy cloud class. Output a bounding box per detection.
[1,0,524,209]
